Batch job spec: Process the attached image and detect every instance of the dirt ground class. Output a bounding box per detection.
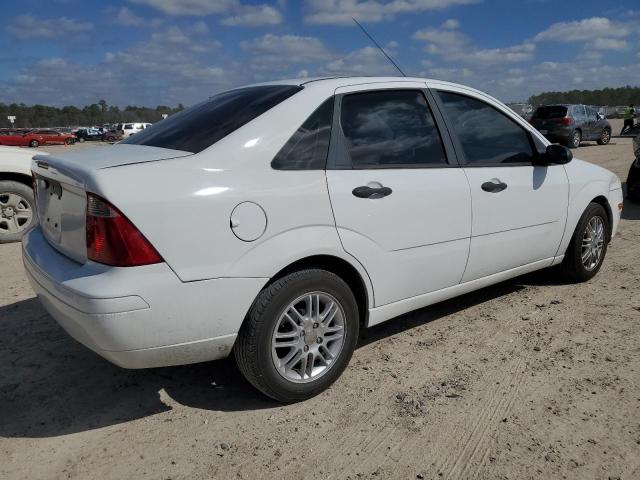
[1,127,639,480]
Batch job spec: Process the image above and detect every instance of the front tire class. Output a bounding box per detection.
[562,203,609,282]
[234,269,360,402]
[0,181,37,243]
[569,130,582,149]
[78,137,85,143]
[597,128,611,145]
[29,140,39,148]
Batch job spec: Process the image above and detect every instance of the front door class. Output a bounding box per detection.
[326,84,472,307]
[433,88,569,282]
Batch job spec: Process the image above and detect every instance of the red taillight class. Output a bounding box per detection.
[86,193,162,267]
[555,117,574,126]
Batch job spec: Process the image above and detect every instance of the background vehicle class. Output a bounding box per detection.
[530,104,612,148]
[0,130,75,147]
[34,130,77,145]
[0,146,46,242]
[74,128,103,142]
[120,122,151,138]
[627,134,640,202]
[23,77,622,402]
[102,129,123,142]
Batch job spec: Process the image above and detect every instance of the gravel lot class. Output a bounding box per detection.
[1,127,639,480]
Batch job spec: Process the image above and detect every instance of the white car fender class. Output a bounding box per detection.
[0,146,45,177]
[556,159,621,257]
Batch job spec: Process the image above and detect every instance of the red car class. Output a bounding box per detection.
[0,129,76,147]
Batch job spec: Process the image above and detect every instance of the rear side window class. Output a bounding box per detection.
[271,97,333,170]
[340,90,448,168]
[122,85,302,153]
[438,91,534,166]
[533,106,567,119]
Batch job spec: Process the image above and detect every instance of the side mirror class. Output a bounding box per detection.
[543,144,573,165]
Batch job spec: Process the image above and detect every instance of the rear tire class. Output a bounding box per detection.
[569,130,581,149]
[597,128,611,145]
[561,202,609,282]
[78,137,85,143]
[29,140,39,148]
[234,269,359,403]
[0,181,37,243]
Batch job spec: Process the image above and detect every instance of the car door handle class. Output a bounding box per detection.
[481,180,508,193]
[352,185,393,199]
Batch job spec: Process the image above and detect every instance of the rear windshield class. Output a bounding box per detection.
[533,106,567,119]
[122,85,303,153]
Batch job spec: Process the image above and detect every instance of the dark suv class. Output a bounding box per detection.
[530,104,611,148]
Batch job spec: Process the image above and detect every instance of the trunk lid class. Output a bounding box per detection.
[31,145,191,263]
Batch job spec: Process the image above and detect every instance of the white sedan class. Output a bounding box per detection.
[23,77,623,402]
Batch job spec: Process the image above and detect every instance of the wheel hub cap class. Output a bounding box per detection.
[271,292,346,383]
[0,192,33,234]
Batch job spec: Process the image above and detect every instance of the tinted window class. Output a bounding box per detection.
[533,106,567,119]
[271,97,333,170]
[340,90,447,168]
[123,85,302,153]
[438,91,534,166]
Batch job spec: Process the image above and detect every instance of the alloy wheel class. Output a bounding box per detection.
[581,216,605,271]
[271,292,346,383]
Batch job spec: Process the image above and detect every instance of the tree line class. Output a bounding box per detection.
[0,100,185,129]
[528,85,640,107]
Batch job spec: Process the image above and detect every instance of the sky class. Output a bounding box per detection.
[1,0,639,107]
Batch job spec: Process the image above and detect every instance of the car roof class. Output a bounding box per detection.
[231,76,488,97]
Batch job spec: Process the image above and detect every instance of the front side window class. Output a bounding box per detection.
[271,97,333,170]
[122,85,302,153]
[340,90,448,168]
[438,91,534,166]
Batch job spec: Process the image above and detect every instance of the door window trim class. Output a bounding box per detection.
[327,87,460,170]
[431,89,546,167]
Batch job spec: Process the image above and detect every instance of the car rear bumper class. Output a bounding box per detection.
[22,227,268,368]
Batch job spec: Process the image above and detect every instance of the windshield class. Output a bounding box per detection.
[122,85,303,153]
[533,106,568,119]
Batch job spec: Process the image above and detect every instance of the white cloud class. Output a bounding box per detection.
[242,34,333,66]
[129,0,237,15]
[414,22,535,64]
[190,21,209,34]
[534,17,631,42]
[304,0,480,25]
[111,6,145,26]
[6,15,93,40]
[441,18,460,29]
[221,5,283,26]
[324,46,398,75]
[129,0,282,25]
[591,37,628,51]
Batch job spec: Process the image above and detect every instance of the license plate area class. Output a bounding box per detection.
[35,175,64,243]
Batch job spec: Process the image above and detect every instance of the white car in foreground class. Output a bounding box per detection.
[23,77,623,402]
[1,146,45,242]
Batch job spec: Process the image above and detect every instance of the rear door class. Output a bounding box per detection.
[432,86,568,281]
[326,83,472,307]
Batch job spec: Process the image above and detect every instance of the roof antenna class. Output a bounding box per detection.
[352,17,406,77]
